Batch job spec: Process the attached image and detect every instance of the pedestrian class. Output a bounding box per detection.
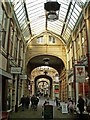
[21,95,25,111]
[31,95,35,108]
[26,96,30,109]
[77,94,85,119]
[68,99,73,113]
[57,98,61,110]
[44,98,49,106]
[86,95,90,115]
[55,97,58,107]
[33,96,39,111]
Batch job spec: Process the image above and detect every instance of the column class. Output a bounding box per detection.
[72,33,78,104]
[84,6,90,98]
[79,23,82,57]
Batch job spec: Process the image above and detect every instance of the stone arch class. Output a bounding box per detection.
[26,53,67,73]
[26,54,66,75]
[34,75,53,97]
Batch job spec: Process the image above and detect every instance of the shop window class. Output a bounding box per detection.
[76,36,80,60]
[81,27,87,57]
[37,36,44,44]
[14,36,18,62]
[1,12,8,48]
[49,36,55,43]
[10,27,14,57]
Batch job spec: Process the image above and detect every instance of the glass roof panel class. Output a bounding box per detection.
[10,0,87,43]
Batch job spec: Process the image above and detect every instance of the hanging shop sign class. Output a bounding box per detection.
[75,65,85,83]
[20,75,27,79]
[11,67,21,74]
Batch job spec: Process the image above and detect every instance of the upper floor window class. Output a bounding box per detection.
[14,35,18,62]
[10,25,14,56]
[49,36,55,43]
[1,12,8,48]
[37,36,44,44]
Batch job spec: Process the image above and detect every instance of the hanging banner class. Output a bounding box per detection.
[75,65,85,83]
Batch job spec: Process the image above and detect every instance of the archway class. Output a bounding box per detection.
[26,55,65,75]
[34,75,53,98]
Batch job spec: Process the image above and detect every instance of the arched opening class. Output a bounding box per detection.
[35,75,53,98]
[26,55,65,75]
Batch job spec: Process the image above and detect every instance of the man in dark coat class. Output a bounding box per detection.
[21,95,25,111]
[31,95,35,108]
[34,96,39,111]
[26,96,30,109]
[77,94,85,119]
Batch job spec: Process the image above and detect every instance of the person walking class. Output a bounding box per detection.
[26,96,30,109]
[21,95,25,111]
[86,95,90,115]
[55,97,58,107]
[68,99,73,113]
[31,95,35,108]
[33,96,39,111]
[77,94,85,119]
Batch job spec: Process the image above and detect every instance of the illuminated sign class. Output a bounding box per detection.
[55,90,59,93]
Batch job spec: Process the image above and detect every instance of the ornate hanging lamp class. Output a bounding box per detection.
[44,1,60,21]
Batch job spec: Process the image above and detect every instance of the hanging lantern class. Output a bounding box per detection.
[44,1,60,21]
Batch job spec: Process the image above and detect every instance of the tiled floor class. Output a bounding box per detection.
[9,97,89,120]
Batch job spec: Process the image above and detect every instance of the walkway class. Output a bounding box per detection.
[9,97,89,120]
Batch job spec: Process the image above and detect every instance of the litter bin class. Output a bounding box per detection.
[44,105,53,119]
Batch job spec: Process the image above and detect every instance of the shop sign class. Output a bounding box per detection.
[11,67,21,74]
[75,65,85,83]
[62,103,68,113]
[20,75,27,79]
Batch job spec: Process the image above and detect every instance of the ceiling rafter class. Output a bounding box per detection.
[23,0,32,36]
[61,1,72,36]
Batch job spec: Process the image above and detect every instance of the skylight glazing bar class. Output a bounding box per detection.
[17,14,25,21]
[18,16,26,23]
[17,10,25,18]
[14,1,23,11]
[26,0,39,5]
[32,25,45,31]
[48,23,62,29]
[31,23,45,29]
[28,8,44,15]
[16,7,24,16]
[26,1,44,9]
[27,5,43,12]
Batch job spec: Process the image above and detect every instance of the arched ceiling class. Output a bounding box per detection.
[35,75,52,84]
[27,55,65,74]
[10,0,87,44]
